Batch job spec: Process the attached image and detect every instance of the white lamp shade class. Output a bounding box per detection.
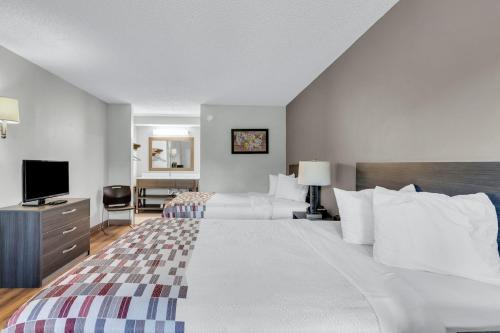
[298,161,331,186]
[0,97,20,123]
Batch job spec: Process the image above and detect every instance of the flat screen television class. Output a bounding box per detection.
[23,160,69,205]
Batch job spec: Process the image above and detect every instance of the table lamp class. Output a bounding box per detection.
[298,161,331,219]
[0,97,20,139]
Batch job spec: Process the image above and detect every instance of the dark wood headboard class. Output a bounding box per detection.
[356,162,500,242]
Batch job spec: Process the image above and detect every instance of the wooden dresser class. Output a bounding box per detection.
[0,198,90,288]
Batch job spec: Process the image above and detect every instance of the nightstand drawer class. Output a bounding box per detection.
[42,216,89,256]
[41,200,90,234]
[41,235,90,278]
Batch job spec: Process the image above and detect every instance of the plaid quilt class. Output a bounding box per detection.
[162,192,214,219]
[3,218,200,333]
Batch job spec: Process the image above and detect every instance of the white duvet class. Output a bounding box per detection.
[204,192,309,219]
[177,219,446,333]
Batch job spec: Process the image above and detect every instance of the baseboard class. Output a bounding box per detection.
[90,219,131,235]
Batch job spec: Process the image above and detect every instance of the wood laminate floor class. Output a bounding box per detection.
[0,213,159,329]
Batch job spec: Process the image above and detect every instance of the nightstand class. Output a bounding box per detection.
[292,211,337,221]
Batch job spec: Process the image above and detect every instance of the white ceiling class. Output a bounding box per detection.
[0,0,397,116]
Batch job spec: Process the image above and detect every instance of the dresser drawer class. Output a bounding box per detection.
[41,235,90,278]
[42,216,89,256]
[41,200,90,234]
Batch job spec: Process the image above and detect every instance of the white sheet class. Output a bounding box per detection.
[396,269,500,333]
[178,219,380,332]
[177,219,445,333]
[204,205,273,219]
[204,192,308,219]
[207,192,271,207]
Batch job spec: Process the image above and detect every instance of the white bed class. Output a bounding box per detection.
[204,192,310,219]
[178,219,500,333]
[163,192,309,219]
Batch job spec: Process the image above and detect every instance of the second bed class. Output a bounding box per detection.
[162,191,309,219]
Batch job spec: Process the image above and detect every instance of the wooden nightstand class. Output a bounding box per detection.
[292,211,337,221]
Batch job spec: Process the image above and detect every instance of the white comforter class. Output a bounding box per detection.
[204,192,309,219]
[177,219,445,333]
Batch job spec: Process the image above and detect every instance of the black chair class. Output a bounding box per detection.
[102,185,135,232]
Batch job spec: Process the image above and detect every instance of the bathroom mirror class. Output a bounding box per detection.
[149,136,194,171]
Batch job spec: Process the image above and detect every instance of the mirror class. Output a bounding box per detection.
[149,136,194,171]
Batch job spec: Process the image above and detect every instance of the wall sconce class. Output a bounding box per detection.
[0,97,20,139]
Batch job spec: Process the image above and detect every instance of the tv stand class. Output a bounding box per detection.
[0,198,90,287]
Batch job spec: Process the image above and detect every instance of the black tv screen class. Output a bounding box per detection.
[23,160,69,203]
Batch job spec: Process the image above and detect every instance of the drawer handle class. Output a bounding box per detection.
[62,226,77,234]
[62,208,77,215]
[62,244,77,254]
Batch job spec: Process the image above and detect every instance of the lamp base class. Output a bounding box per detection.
[306,213,322,220]
[309,185,321,214]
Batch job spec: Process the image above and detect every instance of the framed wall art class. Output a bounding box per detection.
[231,129,269,154]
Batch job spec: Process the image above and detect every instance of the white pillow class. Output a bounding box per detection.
[269,175,278,195]
[275,174,308,202]
[269,173,294,195]
[373,186,500,285]
[334,184,416,244]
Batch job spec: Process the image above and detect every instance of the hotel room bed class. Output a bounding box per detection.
[162,192,309,219]
[5,217,500,333]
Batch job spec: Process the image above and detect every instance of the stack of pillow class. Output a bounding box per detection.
[269,174,308,202]
[334,185,500,285]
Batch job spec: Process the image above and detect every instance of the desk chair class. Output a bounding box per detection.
[102,185,135,233]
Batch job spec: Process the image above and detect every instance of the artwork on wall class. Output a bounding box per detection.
[231,129,269,154]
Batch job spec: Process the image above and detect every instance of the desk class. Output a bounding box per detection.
[135,177,199,213]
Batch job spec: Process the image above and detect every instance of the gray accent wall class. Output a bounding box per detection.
[286,0,500,213]
[0,46,108,226]
[201,105,286,193]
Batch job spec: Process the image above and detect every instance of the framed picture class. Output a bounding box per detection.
[231,129,269,154]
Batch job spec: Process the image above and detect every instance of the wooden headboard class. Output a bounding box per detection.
[356,162,500,240]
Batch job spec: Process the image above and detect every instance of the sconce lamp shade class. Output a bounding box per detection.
[0,98,20,123]
[298,161,331,186]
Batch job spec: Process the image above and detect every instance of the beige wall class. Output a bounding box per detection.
[286,0,500,213]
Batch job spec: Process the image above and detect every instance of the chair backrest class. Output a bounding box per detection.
[103,185,131,207]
